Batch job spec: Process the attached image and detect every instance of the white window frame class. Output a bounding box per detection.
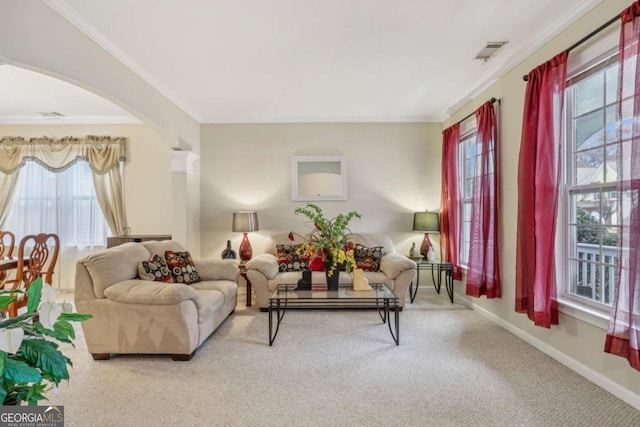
[457,119,477,268]
[559,48,620,326]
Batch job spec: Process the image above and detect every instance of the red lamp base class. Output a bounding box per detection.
[420,232,432,260]
[239,232,253,262]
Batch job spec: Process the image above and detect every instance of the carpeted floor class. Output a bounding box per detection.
[53,287,640,426]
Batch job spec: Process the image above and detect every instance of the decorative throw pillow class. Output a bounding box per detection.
[275,244,308,272]
[138,255,174,283]
[164,250,201,284]
[354,244,383,272]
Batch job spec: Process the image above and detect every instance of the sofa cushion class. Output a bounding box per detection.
[362,271,394,288]
[354,244,383,271]
[195,259,238,281]
[143,240,186,259]
[191,280,237,303]
[276,244,308,272]
[82,243,151,298]
[165,251,202,284]
[138,255,173,282]
[104,280,200,305]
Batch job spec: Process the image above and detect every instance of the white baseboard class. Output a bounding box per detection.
[456,294,640,411]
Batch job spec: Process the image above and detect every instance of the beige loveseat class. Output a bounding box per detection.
[245,233,416,311]
[74,240,238,361]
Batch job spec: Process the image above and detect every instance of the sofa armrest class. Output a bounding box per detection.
[380,253,416,279]
[195,259,239,281]
[245,254,279,280]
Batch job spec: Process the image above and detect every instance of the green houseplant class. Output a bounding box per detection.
[0,277,91,405]
[292,203,362,276]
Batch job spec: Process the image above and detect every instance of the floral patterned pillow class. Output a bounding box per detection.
[276,244,309,272]
[353,244,383,272]
[164,250,201,284]
[138,255,174,283]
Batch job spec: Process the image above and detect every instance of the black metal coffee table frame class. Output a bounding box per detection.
[268,283,400,346]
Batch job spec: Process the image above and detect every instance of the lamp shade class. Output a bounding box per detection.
[413,211,440,232]
[232,211,259,232]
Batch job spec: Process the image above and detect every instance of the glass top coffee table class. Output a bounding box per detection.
[268,283,400,346]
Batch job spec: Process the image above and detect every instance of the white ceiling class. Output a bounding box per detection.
[1,0,600,124]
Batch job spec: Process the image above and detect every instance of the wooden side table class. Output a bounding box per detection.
[239,263,252,307]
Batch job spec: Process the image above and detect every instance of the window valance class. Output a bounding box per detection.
[0,135,126,175]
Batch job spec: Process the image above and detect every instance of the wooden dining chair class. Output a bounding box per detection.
[0,230,16,282]
[0,231,15,257]
[3,233,60,318]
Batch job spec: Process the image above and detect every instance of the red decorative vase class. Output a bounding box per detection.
[419,232,432,259]
[239,232,253,261]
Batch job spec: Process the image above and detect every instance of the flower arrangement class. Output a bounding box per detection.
[0,277,92,405]
[290,203,362,276]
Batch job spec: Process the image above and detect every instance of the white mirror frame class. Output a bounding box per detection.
[291,155,347,201]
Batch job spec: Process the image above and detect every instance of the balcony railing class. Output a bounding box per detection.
[572,243,618,305]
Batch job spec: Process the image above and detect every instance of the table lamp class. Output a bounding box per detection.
[232,211,259,262]
[413,211,440,261]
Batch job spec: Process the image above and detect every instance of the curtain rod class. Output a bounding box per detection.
[522,14,620,82]
[455,97,499,125]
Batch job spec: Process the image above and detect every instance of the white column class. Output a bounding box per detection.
[168,150,200,257]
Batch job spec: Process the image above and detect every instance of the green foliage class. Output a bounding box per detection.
[0,296,16,311]
[2,358,42,384]
[576,208,618,246]
[26,279,43,313]
[294,203,362,274]
[0,277,92,406]
[20,339,69,383]
[294,204,361,251]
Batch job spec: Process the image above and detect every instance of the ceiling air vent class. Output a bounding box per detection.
[38,112,65,118]
[474,41,508,62]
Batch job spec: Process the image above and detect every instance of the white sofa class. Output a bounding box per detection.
[245,233,416,311]
[74,240,238,361]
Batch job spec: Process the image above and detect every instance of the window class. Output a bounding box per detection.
[458,124,478,267]
[4,161,109,246]
[564,51,620,308]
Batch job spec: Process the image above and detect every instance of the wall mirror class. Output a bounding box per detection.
[291,155,347,201]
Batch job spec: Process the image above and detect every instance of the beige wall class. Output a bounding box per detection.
[444,0,640,404]
[0,124,173,289]
[200,123,441,259]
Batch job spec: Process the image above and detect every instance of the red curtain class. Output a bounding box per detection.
[441,124,462,281]
[605,2,640,371]
[515,51,568,328]
[466,101,501,298]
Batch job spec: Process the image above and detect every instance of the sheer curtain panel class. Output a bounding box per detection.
[441,124,463,280]
[0,171,20,228]
[466,101,501,298]
[515,52,568,328]
[605,1,640,371]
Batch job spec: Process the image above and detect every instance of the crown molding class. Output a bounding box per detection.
[0,116,142,125]
[201,114,443,124]
[42,0,203,122]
